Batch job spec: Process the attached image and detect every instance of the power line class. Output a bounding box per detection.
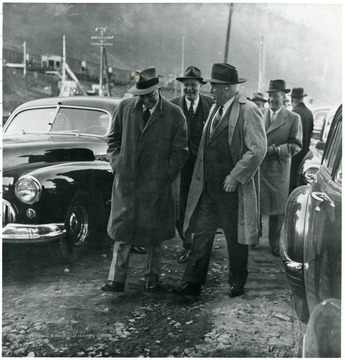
[233,7,261,43]
[235,7,262,41]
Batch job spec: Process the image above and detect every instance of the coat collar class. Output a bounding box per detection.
[207,92,247,144]
[264,107,288,133]
[134,95,164,132]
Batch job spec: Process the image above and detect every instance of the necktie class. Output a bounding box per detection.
[271,111,276,125]
[211,105,223,133]
[143,108,150,126]
[188,101,195,120]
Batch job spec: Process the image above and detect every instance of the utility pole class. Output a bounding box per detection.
[180,36,185,95]
[62,35,66,85]
[258,36,264,91]
[91,27,114,96]
[224,3,234,63]
[22,41,27,78]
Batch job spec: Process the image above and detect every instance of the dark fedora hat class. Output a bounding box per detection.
[204,63,246,84]
[127,66,165,95]
[176,66,206,84]
[291,87,308,98]
[251,92,267,103]
[266,79,290,93]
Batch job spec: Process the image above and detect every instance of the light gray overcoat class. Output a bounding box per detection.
[184,93,267,245]
[260,107,303,215]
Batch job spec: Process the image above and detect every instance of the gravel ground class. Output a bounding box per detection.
[2,217,302,357]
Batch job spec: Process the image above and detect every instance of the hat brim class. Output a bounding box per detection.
[251,97,267,102]
[176,77,206,85]
[127,75,165,95]
[203,77,247,84]
[266,88,291,94]
[291,94,308,98]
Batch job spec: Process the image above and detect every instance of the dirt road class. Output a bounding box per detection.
[3,218,301,357]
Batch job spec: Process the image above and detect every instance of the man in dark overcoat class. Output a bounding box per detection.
[289,87,314,192]
[102,66,188,293]
[171,66,213,263]
[260,80,303,256]
[176,63,267,298]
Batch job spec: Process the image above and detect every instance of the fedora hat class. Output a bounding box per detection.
[127,66,165,95]
[251,92,267,103]
[176,66,206,84]
[266,79,290,93]
[204,63,246,84]
[291,87,308,98]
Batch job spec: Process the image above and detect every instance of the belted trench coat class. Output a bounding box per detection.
[183,93,267,245]
[107,95,188,245]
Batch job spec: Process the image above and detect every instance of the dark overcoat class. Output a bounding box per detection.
[170,93,214,219]
[290,102,314,186]
[107,95,188,245]
[260,107,303,215]
[184,93,267,245]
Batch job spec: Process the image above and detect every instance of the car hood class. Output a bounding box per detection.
[3,133,108,175]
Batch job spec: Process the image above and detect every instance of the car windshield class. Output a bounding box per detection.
[4,106,111,136]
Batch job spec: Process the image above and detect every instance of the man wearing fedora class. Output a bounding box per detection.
[289,87,314,192]
[250,92,267,110]
[177,63,267,298]
[260,80,303,256]
[102,66,188,293]
[171,66,214,263]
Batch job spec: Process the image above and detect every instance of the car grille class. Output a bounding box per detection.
[2,200,17,227]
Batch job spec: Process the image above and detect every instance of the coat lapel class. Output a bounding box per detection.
[134,97,145,132]
[143,96,164,131]
[267,108,287,134]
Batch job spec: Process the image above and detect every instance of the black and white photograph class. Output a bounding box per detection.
[2,1,342,358]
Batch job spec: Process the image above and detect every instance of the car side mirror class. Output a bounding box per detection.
[315,141,326,151]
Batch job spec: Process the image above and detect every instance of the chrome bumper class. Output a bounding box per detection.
[2,223,66,243]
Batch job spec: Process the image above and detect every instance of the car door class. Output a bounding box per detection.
[304,106,342,312]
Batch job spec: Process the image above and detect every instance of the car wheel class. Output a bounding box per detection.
[47,191,97,263]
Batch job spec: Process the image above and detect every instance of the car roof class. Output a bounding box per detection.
[14,96,122,114]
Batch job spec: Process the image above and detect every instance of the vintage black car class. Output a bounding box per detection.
[280,105,342,357]
[297,106,337,186]
[3,96,121,262]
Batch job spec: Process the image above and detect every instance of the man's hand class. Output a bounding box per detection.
[223,174,238,192]
[267,144,280,156]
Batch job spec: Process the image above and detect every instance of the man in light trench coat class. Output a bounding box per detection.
[177,63,267,298]
[260,79,303,256]
[102,66,188,293]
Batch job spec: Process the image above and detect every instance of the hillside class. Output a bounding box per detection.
[3,3,342,106]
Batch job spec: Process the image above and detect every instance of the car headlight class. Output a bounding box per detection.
[303,166,320,184]
[15,176,42,204]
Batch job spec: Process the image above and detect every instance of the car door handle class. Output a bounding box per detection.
[311,191,335,211]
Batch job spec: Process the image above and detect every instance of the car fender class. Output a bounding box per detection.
[302,298,341,357]
[280,185,310,298]
[18,161,113,224]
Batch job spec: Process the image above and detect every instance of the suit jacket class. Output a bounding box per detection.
[260,107,303,215]
[184,93,267,245]
[171,93,213,156]
[290,102,314,186]
[106,95,188,245]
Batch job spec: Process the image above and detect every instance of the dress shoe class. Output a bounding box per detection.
[228,285,244,298]
[145,282,160,292]
[101,281,125,293]
[131,246,146,254]
[177,249,191,263]
[176,282,201,297]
